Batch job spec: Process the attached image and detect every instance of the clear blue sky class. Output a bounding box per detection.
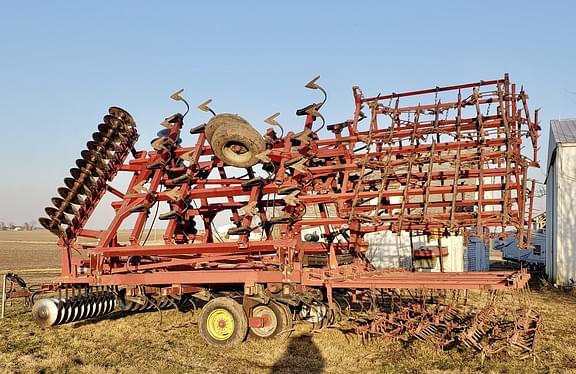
[0,1,574,227]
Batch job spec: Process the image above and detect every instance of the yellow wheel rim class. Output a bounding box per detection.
[207,308,235,340]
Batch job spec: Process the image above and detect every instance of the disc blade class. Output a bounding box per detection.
[38,217,62,236]
[99,124,126,142]
[79,152,106,169]
[57,186,82,205]
[108,107,135,127]
[64,177,92,194]
[70,168,97,185]
[92,132,108,144]
[104,114,125,130]
[44,207,71,225]
[72,162,104,178]
[51,197,79,215]
[81,149,107,165]
[97,122,112,134]
[44,206,59,218]
[87,140,115,153]
[57,186,72,199]
[32,298,60,327]
[70,167,88,180]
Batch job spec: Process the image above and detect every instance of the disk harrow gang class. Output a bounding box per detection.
[38,107,137,241]
[32,75,540,354]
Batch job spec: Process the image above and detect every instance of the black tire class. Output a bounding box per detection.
[208,118,265,168]
[249,301,292,339]
[199,297,248,346]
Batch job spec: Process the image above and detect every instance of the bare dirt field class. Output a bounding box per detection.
[1,232,576,373]
[0,231,59,284]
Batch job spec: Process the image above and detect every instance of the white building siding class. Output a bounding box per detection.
[365,231,465,272]
[546,119,576,286]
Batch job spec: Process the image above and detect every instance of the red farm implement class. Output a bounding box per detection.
[28,74,540,354]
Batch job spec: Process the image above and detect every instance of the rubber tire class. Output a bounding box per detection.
[208,119,265,168]
[199,297,248,346]
[249,304,279,339]
[205,113,250,143]
[249,301,292,339]
[273,302,294,337]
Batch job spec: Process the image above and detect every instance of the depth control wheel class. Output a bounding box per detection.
[249,301,292,339]
[199,297,248,346]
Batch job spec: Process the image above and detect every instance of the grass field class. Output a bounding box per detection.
[1,232,576,373]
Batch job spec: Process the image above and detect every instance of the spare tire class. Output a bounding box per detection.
[208,115,265,168]
[205,113,250,143]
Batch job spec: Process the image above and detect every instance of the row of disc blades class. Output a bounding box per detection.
[31,291,117,327]
[38,107,137,239]
[118,298,176,312]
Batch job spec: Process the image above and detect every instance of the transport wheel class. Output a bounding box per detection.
[208,117,265,168]
[199,297,248,346]
[249,301,292,339]
[249,305,279,338]
[274,302,294,336]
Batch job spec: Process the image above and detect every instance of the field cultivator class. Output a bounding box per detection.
[28,74,541,351]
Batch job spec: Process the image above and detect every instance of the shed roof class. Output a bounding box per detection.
[551,119,576,144]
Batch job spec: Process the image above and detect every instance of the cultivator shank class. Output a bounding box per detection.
[32,74,540,354]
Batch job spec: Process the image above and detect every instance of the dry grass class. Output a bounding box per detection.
[1,233,576,373]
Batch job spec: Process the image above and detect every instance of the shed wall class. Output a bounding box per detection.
[555,145,576,285]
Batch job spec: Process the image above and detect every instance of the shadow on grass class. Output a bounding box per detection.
[271,334,325,374]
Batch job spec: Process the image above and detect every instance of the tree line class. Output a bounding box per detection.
[0,221,37,231]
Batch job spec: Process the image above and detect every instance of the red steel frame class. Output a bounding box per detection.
[42,74,538,297]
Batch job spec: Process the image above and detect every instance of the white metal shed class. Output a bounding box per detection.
[546,119,576,286]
